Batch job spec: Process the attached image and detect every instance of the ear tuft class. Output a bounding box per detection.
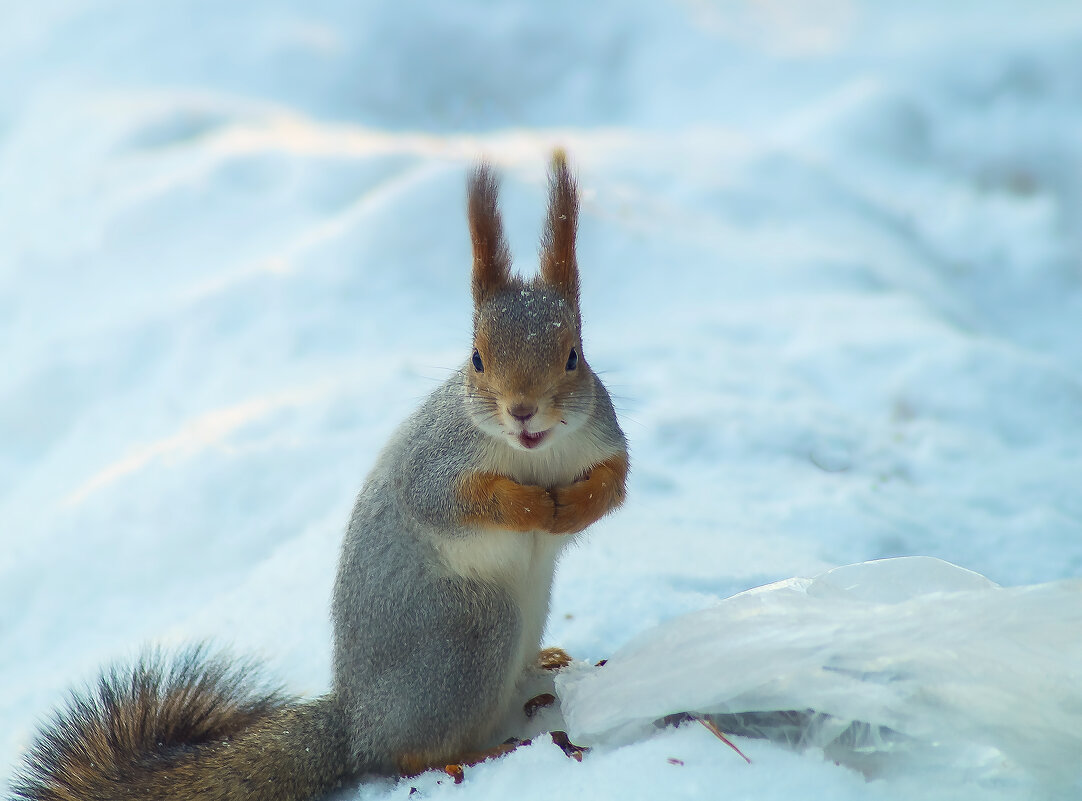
[468,163,512,306]
[540,149,580,303]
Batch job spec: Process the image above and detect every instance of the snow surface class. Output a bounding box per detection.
[3,1,1082,799]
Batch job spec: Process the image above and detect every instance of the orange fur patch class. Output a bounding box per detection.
[549,452,628,535]
[458,472,556,532]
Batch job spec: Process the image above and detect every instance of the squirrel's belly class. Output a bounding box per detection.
[514,532,563,671]
[436,528,564,669]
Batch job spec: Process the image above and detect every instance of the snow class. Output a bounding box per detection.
[3,2,1082,800]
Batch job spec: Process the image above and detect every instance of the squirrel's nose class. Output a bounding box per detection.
[508,403,537,423]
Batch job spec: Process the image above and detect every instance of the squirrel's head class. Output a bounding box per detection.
[463,151,596,454]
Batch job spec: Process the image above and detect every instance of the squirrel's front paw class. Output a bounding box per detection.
[504,481,557,531]
[459,472,555,532]
[549,479,606,535]
[549,454,628,535]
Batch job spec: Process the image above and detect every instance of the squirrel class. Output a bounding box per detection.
[12,151,628,801]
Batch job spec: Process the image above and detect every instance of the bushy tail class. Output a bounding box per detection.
[12,645,355,801]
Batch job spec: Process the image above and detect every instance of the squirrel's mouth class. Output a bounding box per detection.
[517,428,550,450]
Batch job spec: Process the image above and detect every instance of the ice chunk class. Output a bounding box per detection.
[557,557,1082,790]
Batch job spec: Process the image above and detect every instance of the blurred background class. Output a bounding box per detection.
[2,1,1081,797]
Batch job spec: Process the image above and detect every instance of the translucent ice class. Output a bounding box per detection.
[557,557,1082,790]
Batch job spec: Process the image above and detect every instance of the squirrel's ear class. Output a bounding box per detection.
[539,149,580,304]
[468,163,512,306]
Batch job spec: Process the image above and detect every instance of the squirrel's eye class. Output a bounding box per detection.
[566,348,578,371]
[472,349,484,372]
